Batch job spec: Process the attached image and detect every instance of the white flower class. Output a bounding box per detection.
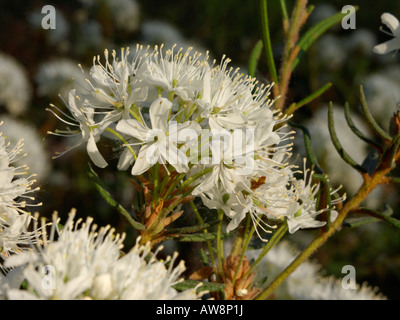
[3,210,201,300]
[295,276,387,300]
[116,97,201,175]
[35,59,86,98]
[0,125,40,261]
[138,45,206,101]
[106,0,140,32]
[0,52,32,115]
[0,116,50,180]
[199,184,252,233]
[246,241,386,300]
[284,161,342,234]
[373,13,400,55]
[50,89,115,168]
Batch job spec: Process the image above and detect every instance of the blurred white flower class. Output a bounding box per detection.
[35,59,86,99]
[362,65,400,131]
[346,29,377,56]
[298,105,369,196]
[246,241,386,300]
[309,3,338,24]
[107,0,140,32]
[3,210,201,300]
[78,0,140,33]
[295,275,387,300]
[317,34,348,70]
[27,10,70,52]
[0,53,32,115]
[0,115,50,180]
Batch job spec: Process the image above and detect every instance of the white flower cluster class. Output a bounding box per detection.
[51,45,344,238]
[0,53,32,116]
[2,210,200,300]
[0,123,39,263]
[246,241,386,300]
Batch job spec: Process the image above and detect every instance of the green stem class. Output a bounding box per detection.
[245,223,288,278]
[106,127,137,160]
[232,215,253,286]
[152,162,160,201]
[217,209,225,279]
[190,201,216,268]
[259,0,279,89]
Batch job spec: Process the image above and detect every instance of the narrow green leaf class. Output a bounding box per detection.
[327,102,367,173]
[87,163,145,231]
[390,176,400,184]
[166,219,220,234]
[344,216,382,228]
[289,122,323,174]
[170,232,230,242]
[345,206,400,229]
[172,280,225,293]
[248,40,263,78]
[259,0,278,84]
[359,86,392,142]
[292,9,353,70]
[344,102,382,150]
[286,82,332,115]
[200,248,209,266]
[279,0,289,22]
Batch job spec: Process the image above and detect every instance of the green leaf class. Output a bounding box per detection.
[289,122,323,174]
[344,102,381,150]
[286,82,332,116]
[292,9,354,70]
[327,102,367,174]
[170,232,230,242]
[359,86,392,142]
[87,163,145,231]
[259,0,278,84]
[248,40,263,78]
[166,219,220,234]
[172,280,225,293]
[344,205,400,229]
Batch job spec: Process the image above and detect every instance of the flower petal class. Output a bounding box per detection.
[116,119,149,141]
[130,144,155,175]
[373,38,400,54]
[149,97,172,131]
[87,134,108,168]
[381,13,400,36]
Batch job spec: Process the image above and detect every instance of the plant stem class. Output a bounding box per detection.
[246,223,288,278]
[190,200,216,268]
[216,209,225,279]
[276,0,309,111]
[105,127,137,160]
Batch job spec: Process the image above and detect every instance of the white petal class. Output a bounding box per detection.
[87,134,108,168]
[130,144,154,175]
[373,38,400,54]
[116,119,149,141]
[381,13,400,36]
[164,145,189,173]
[117,148,134,171]
[149,97,172,131]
